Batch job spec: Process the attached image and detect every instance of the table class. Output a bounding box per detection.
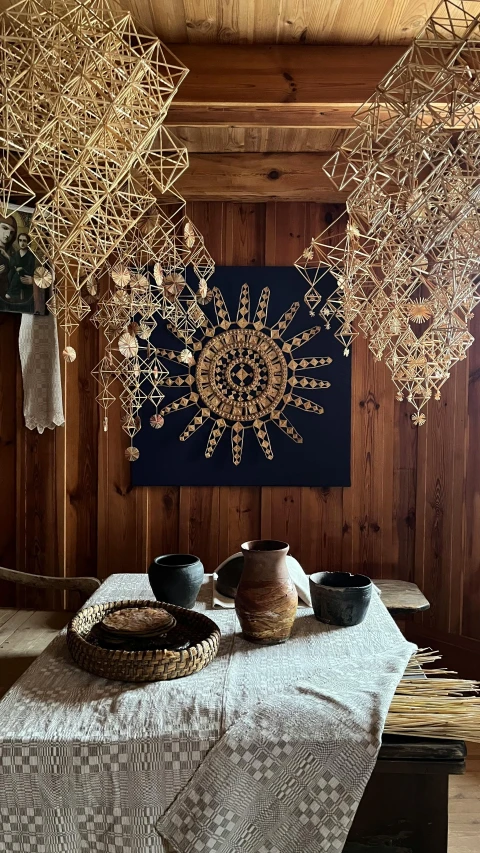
[0,574,460,853]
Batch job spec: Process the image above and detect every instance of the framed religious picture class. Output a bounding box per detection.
[0,205,49,315]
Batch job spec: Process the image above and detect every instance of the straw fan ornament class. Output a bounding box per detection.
[92,191,215,456]
[296,0,480,425]
[0,0,215,457]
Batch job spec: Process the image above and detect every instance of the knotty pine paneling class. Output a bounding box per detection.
[462,303,480,642]
[0,202,478,672]
[0,313,18,607]
[117,0,447,46]
[414,356,469,637]
[175,127,349,155]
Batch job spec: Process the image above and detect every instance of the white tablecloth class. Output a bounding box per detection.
[0,574,414,853]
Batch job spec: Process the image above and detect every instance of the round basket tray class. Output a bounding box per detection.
[67,599,221,683]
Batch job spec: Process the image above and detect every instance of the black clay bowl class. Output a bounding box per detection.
[309,571,372,627]
[148,554,204,610]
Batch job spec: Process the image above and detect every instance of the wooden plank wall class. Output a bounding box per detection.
[0,202,478,670]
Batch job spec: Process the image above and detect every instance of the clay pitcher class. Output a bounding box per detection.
[235,540,298,644]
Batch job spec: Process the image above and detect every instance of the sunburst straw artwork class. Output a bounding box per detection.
[142,282,332,467]
[297,0,480,424]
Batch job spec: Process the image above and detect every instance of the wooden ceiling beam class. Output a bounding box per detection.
[176,152,348,201]
[15,153,346,203]
[166,44,403,128]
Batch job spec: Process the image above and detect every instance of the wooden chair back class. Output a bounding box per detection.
[0,567,101,598]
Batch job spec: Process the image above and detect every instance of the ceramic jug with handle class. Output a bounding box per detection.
[235,539,298,644]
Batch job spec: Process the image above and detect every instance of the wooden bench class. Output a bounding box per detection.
[346,735,465,852]
[346,586,458,851]
[372,579,430,615]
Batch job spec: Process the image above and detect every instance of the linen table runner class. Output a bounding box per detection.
[157,597,414,852]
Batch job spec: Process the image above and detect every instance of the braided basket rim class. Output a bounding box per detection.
[67,599,221,672]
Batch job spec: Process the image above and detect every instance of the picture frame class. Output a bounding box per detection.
[0,204,49,315]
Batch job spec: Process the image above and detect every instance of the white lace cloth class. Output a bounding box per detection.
[18,313,64,433]
[0,574,415,853]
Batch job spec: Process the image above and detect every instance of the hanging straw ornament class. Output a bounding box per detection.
[91,191,215,454]
[0,0,216,457]
[296,0,480,424]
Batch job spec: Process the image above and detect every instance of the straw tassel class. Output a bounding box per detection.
[386,649,480,742]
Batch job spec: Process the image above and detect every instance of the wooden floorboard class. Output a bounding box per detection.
[449,741,480,853]
[0,608,478,851]
[0,607,71,699]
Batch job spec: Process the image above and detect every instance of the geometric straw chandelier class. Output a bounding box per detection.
[296,0,480,425]
[0,0,215,458]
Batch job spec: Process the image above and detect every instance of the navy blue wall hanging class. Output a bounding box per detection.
[132,266,351,487]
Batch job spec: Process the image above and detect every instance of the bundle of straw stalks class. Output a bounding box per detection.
[385,649,480,742]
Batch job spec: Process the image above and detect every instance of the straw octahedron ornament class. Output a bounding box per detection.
[0,0,189,346]
[0,0,217,459]
[297,0,480,423]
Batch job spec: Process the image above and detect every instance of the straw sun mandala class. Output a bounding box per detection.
[152,283,332,465]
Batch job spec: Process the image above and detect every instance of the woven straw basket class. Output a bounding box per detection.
[67,599,221,682]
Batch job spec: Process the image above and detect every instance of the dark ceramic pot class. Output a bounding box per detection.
[148,554,204,609]
[309,571,372,627]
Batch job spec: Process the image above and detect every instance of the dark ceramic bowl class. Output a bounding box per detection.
[148,554,204,610]
[309,571,372,627]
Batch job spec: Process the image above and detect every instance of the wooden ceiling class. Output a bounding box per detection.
[174,127,347,153]
[2,0,472,200]
[132,0,464,199]
[166,44,403,199]
[123,0,438,45]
